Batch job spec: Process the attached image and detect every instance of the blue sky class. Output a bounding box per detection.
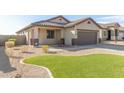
[0,15,124,35]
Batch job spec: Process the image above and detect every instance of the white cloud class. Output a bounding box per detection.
[96,15,124,26]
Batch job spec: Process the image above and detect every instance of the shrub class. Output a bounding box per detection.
[5,41,15,48]
[42,45,49,53]
[8,38,16,43]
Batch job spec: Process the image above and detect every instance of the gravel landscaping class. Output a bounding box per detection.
[1,43,124,78]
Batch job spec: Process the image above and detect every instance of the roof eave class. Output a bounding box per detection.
[16,24,64,34]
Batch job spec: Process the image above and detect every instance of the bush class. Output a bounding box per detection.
[5,41,15,48]
[8,38,16,43]
[42,45,49,53]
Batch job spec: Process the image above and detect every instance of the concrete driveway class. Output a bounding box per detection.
[98,44,124,51]
[51,43,124,51]
[0,47,16,73]
[50,43,124,56]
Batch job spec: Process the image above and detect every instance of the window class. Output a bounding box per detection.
[47,30,55,39]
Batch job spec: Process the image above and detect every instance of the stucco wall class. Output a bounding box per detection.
[64,27,76,46]
[21,26,62,45]
[118,32,124,40]
[75,19,100,30]
[38,29,61,45]
[75,20,100,44]
[99,29,108,40]
[63,20,100,45]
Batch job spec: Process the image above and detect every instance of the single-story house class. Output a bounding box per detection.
[99,23,119,41]
[16,15,124,46]
[99,23,124,41]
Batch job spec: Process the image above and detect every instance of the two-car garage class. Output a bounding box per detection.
[64,18,101,46]
[72,30,98,45]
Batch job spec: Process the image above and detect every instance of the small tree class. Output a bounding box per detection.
[8,38,16,45]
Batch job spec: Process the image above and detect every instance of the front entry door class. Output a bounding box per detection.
[107,30,111,40]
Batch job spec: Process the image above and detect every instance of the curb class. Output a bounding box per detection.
[20,57,54,78]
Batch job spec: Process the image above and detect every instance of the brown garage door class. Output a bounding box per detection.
[72,30,97,45]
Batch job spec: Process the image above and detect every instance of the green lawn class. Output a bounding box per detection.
[24,54,124,78]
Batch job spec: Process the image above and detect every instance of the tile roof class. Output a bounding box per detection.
[104,22,120,27]
[17,17,91,33]
[99,22,120,28]
[16,16,110,33]
[17,20,65,33]
[32,21,65,27]
[98,22,121,30]
[64,17,102,28]
[16,24,33,33]
[98,23,108,29]
[64,17,90,27]
[119,27,124,31]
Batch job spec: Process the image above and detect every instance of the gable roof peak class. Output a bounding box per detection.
[64,17,102,28]
[46,15,70,23]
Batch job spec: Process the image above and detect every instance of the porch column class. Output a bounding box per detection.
[99,29,102,39]
[115,29,118,41]
[31,27,39,46]
[27,31,30,45]
[34,27,39,39]
[61,30,64,38]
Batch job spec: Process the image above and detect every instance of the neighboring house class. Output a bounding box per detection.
[100,23,120,40]
[99,23,124,41]
[16,15,124,46]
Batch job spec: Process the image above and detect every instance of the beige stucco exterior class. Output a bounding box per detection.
[76,20,100,43]
[63,19,100,45]
[38,29,61,45]
[63,27,76,45]
[99,26,119,41]
[22,26,62,45]
[75,20,100,30]
[20,19,101,45]
[99,29,108,41]
[17,16,103,46]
